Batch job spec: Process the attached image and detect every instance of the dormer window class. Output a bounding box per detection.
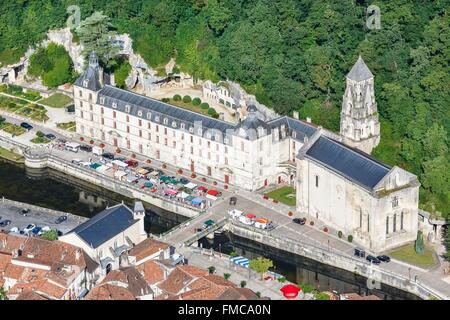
[137,110,143,117]
[146,112,151,120]
[83,80,89,88]
[292,131,297,138]
[172,121,177,128]
[258,127,264,137]
[198,128,202,135]
[224,138,229,144]
[163,118,168,125]
[112,102,117,109]
[181,123,185,130]
[189,127,194,133]
[125,105,131,113]
[155,116,160,122]
[206,133,211,139]
[99,96,105,105]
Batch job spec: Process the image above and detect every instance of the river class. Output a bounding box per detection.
[0,160,419,299]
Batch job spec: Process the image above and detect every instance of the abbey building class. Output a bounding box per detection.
[74,52,419,252]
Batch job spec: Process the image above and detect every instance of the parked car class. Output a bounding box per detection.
[20,122,33,131]
[180,178,190,185]
[0,220,11,227]
[20,208,30,216]
[56,138,67,144]
[45,133,56,140]
[9,227,19,233]
[292,218,306,225]
[32,226,42,235]
[80,144,93,152]
[65,142,80,153]
[125,159,139,168]
[55,215,68,224]
[102,152,115,160]
[71,159,82,165]
[377,255,391,263]
[366,255,381,265]
[354,248,366,258]
[24,224,36,233]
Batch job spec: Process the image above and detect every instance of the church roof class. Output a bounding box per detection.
[347,56,373,81]
[304,136,391,191]
[74,52,102,91]
[68,204,138,249]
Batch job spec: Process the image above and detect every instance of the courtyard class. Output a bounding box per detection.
[265,186,297,207]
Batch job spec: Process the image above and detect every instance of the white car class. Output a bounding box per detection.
[9,227,19,233]
[41,226,51,232]
[23,224,36,233]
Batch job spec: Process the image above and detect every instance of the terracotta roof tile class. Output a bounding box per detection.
[128,238,170,263]
[16,291,50,300]
[137,260,165,285]
[85,284,136,300]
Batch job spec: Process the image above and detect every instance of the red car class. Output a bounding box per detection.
[125,159,139,168]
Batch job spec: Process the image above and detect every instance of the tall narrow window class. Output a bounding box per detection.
[401,212,404,230]
[367,215,370,233]
[315,175,319,188]
[386,217,389,235]
[393,214,397,232]
[359,210,362,229]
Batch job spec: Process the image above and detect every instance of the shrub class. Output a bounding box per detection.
[315,292,330,300]
[230,251,238,257]
[288,211,293,217]
[99,143,105,148]
[256,292,261,298]
[131,153,136,158]
[162,164,167,169]
[182,95,192,103]
[89,140,94,144]
[338,231,343,238]
[207,107,217,116]
[347,235,353,243]
[116,148,121,154]
[223,273,231,280]
[277,277,287,283]
[213,181,217,185]
[177,169,183,174]
[200,102,209,110]
[79,137,84,142]
[201,177,206,182]
[40,229,58,241]
[310,221,314,226]
[146,159,152,164]
[191,173,196,178]
[273,199,279,204]
[240,281,247,288]
[224,185,228,189]
[192,97,201,106]
[207,266,216,274]
[173,94,182,101]
[161,98,170,103]
[212,112,220,119]
[323,227,328,233]
[36,131,45,138]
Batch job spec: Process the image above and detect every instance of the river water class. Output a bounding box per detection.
[0,160,419,299]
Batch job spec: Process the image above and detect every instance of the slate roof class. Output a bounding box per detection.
[267,116,318,142]
[74,64,102,92]
[304,136,391,191]
[347,56,373,81]
[69,204,138,248]
[98,85,235,143]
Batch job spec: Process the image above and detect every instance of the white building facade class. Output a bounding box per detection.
[74,53,420,252]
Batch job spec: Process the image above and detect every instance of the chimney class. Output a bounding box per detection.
[293,111,299,120]
[306,117,312,123]
[75,249,81,261]
[61,249,68,261]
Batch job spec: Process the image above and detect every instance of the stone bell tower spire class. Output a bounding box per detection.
[340,56,380,154]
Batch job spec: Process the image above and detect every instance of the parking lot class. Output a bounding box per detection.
[0,201,86,236]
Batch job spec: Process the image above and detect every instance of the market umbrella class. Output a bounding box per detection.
[280,284,301,299]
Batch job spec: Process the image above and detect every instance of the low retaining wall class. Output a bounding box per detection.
[228,221,448,300]
[23,149,200,219]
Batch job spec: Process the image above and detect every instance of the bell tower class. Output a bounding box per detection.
[340,56,380,154]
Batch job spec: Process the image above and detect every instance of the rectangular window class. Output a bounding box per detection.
[139,130,142,138]
[113,122,117,129]
[315,175,319,188]
[386,217,389,235]
[113,111,116,119]
[139,144,143,154]
[156,136,159,143]
[225,157,228,165]
[173,141,176,148]
[101,118,104,125]
[190,136,193,143]
[190,146,194,155]
[392,196,399,208]
[139,119,142,127]
[164,138,168,146]
[401,212,404,230]
[101,107,104,114]
[164,128,167,135]
[241,141,244,152]
[393,214,397,233]
[156,125,159,133]
[127,126,130,134]
[126,115,130,123]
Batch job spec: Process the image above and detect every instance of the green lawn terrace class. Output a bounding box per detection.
[163,95,219,119]
[0,84,41,101]
[389,244,438,269]
[16,104,49,122]
[265,186,297,207]
[39,93,72,108]
[0,122,26,136]
[57,121,76,131]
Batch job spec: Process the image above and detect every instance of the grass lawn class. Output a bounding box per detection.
[1,123,26,136]
[0,95,27,112]
[389,244,437,269]
[265,186,297,206]
[164,98,219,118]
[31,136,51,144]
[57,121,76,131]
[16,104,48,122]
[40,93,72,108]
[0,146,24,163]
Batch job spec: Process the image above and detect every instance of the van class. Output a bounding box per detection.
[65,142,80,153]
[354,248,366,258]
[92,146,104,156]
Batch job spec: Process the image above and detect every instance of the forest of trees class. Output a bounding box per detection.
[0,0,448,218]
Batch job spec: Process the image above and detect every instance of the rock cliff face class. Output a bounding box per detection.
[44,28,85,73]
